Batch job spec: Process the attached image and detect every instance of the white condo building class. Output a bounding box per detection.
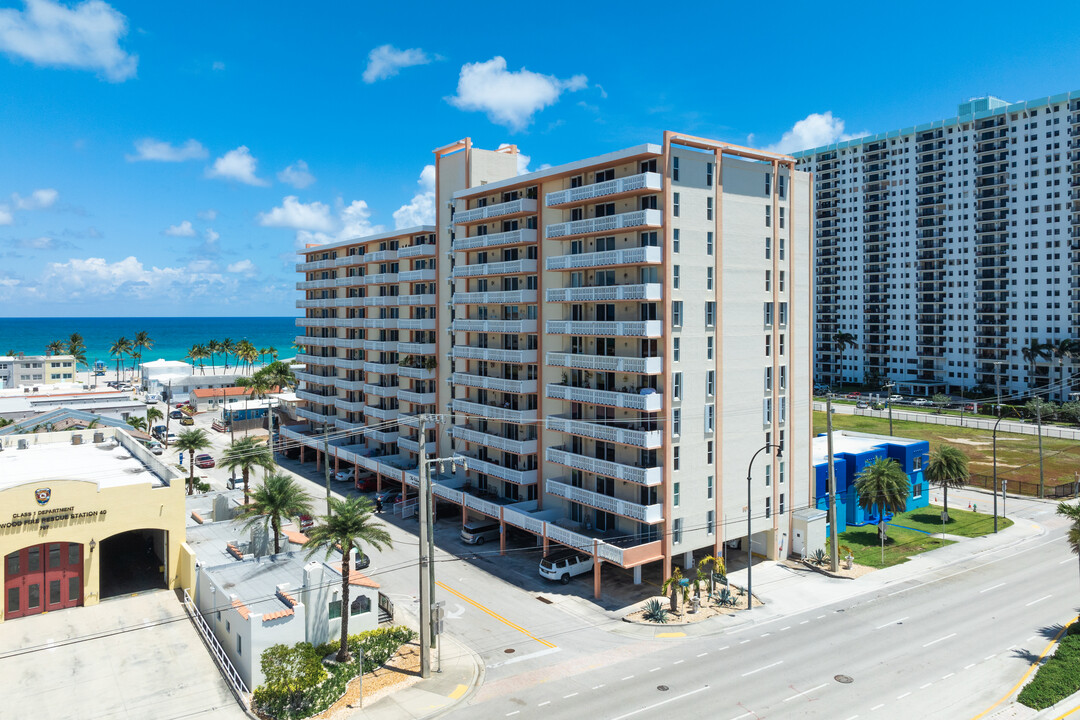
[793,91,1080,400]
[289,135,813,595]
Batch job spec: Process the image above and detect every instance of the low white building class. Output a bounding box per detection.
[141,359,266,403]
[0,354,77,388]
[0,387,145,423]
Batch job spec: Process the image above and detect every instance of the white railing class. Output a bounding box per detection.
[296,389,335,403]
[297,278,338,290]
[545,384,663,411]
[357,272,397,286]
[432,482,463,505]
[398,293,437,306]
[545,352,662,374]
[546,479,662,523]
[396,436,434,454]
[596,542,627,565]
[397,365,437,379]
[182,590,251,706]
[363,249,399,263]
[397,390,437,405]
[545,447,662,486]
[544,524,595,553]
[335,398,367,412]
[297,335,343,348]
[452,373,537,394]
[363,362,399,374]
[461,456,537,485]
[545,208,662,239]
[449,425,538,455]
[295,371,334,385]
[363,383,398,397]
[365,405,400,421]
[296,353,337,366]
[398,244,437,258]
[368,428,399,444]
[296,297,345,309]
[360,295,403,307]
[454,228,537,251]
[545,172,662,207]
[333,377,366,391]
[545,320,663,337]
[297,407,335,424]
[545,283,662,303]
[503,506,545,535]
[296,317,350,328]
[454,198,537,224]
[463,493,502,517]
[398,268,437,282]
[397,318,438,330]
[451,318,537,334]
[545,416,662,449]
[451,399,536,423]
[450,346,538,364]
[452,259,537,278]
[545,245,662,271]
[398,342,437,356]
[452,289,537,305]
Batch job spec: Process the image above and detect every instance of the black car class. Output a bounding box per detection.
[169,409,184,419]
[354,552,371,570]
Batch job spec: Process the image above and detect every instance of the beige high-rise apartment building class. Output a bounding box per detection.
[290,135,813,596]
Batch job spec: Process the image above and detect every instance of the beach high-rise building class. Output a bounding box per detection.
[291,134,813,594]
[793,90,1080,401]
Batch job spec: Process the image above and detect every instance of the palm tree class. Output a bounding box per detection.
[660,566,687,614]
[1056,501,1080,594]
[45,339,66,356]
[699,554,726,596]
[235,472,314,554]
[236,339,258,373]
[267,346,278,362]
[132,331,153,384]
[926,445,969,522]
[126,416,147,432]
[207,339,223,374]
[185,344,202,373]
[174,429,211,495]
[221,338,235,372]
[1048,338,1078,402]
[67,332,88,382]
[832,332,858,385]
[260,360,297,392]
[303,496,392,662]
[190,344,209,374]
[237,370,275,436]
[109,336,132,382]
[1021,339,1052,393]
[145,406,163,435]
[220,436,276,504]
[1025,397,1058,499]
[853,456,910,543]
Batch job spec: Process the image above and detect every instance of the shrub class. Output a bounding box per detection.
[811,548,829,566]
[641,599,669,623]
[1017,632,1080,709]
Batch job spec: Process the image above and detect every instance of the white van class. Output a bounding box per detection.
[539,550,593,584]
[460,521,500,546]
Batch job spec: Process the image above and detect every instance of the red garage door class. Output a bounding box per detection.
[4,543,83,620]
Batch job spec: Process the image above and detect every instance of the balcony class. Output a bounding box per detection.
[296,353,338,367]
[397,365,437,380]
[545,415,662,449]
[454,198,538,224]
[451,259,537,278]
[545,447,662,486]
[451,399,536,423]
[450,425,538,455]
[462,456,537,485]
[297,278,339,291]
[451,318,538,334]
[357,272,397,286]
[364,405,400,421]
[452,289,537,305]
[396,318,438,330]
[545,209,663,240]
[545,320,663,337]
[335,398,367,412]
[545,384,663,411]
[296,389,335,404]
[546,479,662,524]
[368,428,400,444]
[295,370,334,385]
[398,342,437,355]
[397,389,437,405]
[545,352,662,374]
[397,243,437,259]
[545,172,663,207]
[363,383,398,397]
[398,268,437,283]
[545,283,662,303]
[450,346,538,364]
[333,377,366,391]
[546,245,662,271]
[363,361,399,374]
[396,435,435,454]
[297,406,335,424]
[296,317,350,328]
[452,372,538,394]
[453,228,537,252]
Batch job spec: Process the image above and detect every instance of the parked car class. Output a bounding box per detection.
[164,433,179,445]
[355,473,378,492]
[911,398,930,406]
[179,416,194,426]
[460,521,500,546]
[298,514,314,531]
[169,409,184,419]
[354,552,371,570]
[539,550,594,585]
[964,403,977,412]
[194,453,215,468]
[144,394,161,404]
[145,440,164,455]
[845,392,860,399]
[174,402,186,409]
[813,385,831,395]
[375,489,402,505]
[888,395,904,403]
[333,470,354,483]
[856,401,869,409]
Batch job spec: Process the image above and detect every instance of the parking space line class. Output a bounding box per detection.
[436,581,556,649]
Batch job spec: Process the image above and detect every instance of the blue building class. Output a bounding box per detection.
[813,431,930,535]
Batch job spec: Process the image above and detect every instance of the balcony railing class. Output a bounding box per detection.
[545,283,662,303]
[398,342,437,356]
[545,352,662,374]
[545,172,662,207]
[454,198,537,224]
[363,383,398,397]
[296,317,350,328]
[364,405,400,421]
[545,479,662,523]
[335,398,367,412]
[397,365,437,380]
[363,361,399,374]
[545,320,663,337]
[452,289,538,305]
[545,209,662,240]
[451,318,538,334]
[398,268,437,283]
[462,456,537,485]
[546,245,662,271]
[453,228,537,252]
[449,425,538,455]
[545,415,662,449]
[396,436,434,454]
[545,383,663,411]
[451,259,538,278]
[397,244,437,259]
[545,447,662,486]
[397,390,437,405]
[396,318,438,330]
[450,399,536,423]
[450,346,538,364]
[452,372,538,394]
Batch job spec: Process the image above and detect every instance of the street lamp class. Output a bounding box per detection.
[882,381,895,435]
[746,442,782,611]
[992,407,1017,533]
[993,361,1004,418]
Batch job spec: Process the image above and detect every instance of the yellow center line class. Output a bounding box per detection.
[436,581,557,649]
[970,614,1078,720]
[1052,705,1080,720]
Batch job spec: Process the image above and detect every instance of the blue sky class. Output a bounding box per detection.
[0,0,1077,317]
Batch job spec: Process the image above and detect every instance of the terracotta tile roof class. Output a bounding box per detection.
[283,530,309,545]
[336,563,380,588]
[226,543,243,560]
[192,385,280,398]
[190,511,205,524]
[262,608,295,623]
[276,589,298,607]
[231,599,251,620]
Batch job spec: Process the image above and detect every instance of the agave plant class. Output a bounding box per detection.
[717,587,738,608]
[811,548,829,566]
[642,598,669,624]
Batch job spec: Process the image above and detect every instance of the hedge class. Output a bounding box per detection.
[1017,625,1080,710]
[253,626,415,720]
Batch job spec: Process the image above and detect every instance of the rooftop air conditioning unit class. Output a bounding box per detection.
[17,439,28,450]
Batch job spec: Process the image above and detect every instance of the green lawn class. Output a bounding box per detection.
[888,506,1014,537]
[837,525,954,569]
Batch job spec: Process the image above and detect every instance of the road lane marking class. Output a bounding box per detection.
[649,667,661,672]
[1026,594,1053,607]
[538,701,550,707]
[888,590,905,596]
[980,582,1006,593]
[1059,558,1073,565]
[923,633,957,648]
[673,660,685,665]
[817,615,826,619]
[843,716,859,720]
[506,712,519,717]
[780,626,791,631]
[871,704,885,711]
[800,620,809,625]
[728,713,754,720]
[965,664,976,670]
[489,646,561,668]
[436,581,556,649]
[740,639,752,644]
[920,683,932,689]
[564,693,578,699]
[718,646,730,651]
[592,684,604,690]
[760,632,771,637]
[697,653,709,657]
[783,683,828,702]
[942,673,955,680]
[984,654,996,660]
[742,660,783,677]
[609,686,709,720]
[876,616,909,629]
[1025,636,1037,643]
[897,692,911,699]
[622,676,634,681]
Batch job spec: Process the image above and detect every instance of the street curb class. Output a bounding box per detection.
[422,633,485,720]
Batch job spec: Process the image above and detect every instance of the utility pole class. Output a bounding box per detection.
[323,422,332,515]
[164,380,173,448]
[993,361,1003,418]
[417,415,431,679]
[826,396,839,572]
[1036,403,1045,499]
[883,381,895,435]
[426,424,437,652]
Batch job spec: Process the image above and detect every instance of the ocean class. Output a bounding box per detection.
[0,317,299,365]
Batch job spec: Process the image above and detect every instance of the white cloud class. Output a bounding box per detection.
[447,56,587,131]
[392,164,436,229]
[40,256,187,300]
[17,235,61,249]
[12,188,58,209]
[197,208,217,221]
[296,199,385,249]
[766,111,864,153]
[227,259,256,275]
[0,206,11,225]
[257,196,334,231]
[205,145,268,186]
[362,44,431,83]
[204,228,219,242]
[277,159,315,189]
[164,220,195,237]
[127,138,207,162]
[0,0,137,82]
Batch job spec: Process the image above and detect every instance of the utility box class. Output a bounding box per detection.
[792,507,827,559]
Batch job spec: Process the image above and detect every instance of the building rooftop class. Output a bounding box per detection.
[297,225,435,254]
[0,408,152,437]
[812,430,922,465]
[0,432,170,491]
[192,385,280,399]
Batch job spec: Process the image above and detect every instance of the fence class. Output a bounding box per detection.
[181,589,251,708]
[814,402,1080,441]
[966,472,1080,499]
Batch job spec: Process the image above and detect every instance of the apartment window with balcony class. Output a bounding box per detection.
[673,265,680,289]
[765,205,772,227]
[706,197,714,220]
[706,162,714,187]
[764,302,773,326]
[570,175,583,188]
[595,168,615,183]
[707,267,713,290]
[706,370,715,396]
[673,229,679,253]
[707,475,714,499]
[673,338,680,362]
[673,446,680,471]
[765,496,772,519]
[672,156,680,181]
[707,336,714,360]
[707,231,713,255]
[673,482,681,507]
[705,302,716,327]
[672,301,683,327]
[640,159,657,173]
[596,202,616,217]
[673,518,683,544]
[705,405,714,432]
[765,366,772,392]
[672,408,681,437]
[673,372,682,400]
[779,207,785,229]
[765,173,771,196]
[642,230,659,247]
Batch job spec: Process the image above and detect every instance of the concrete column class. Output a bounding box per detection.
[593,543,602,599]
[633,566,642,585]
[334,453,340,474]
[300,445,305,463]
[683,551,694,570]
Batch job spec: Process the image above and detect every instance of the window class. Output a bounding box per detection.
[707,336,714,360]
[765,496,772,519]
[766,464,772,486]
[706,231,713,255]
[673,372,682,399]
[779,334,785,356]
[706,510,715,535]
[673,192,680,216]
[779,271,785,292]
[913,483,923,499]
[707,267,713,290]
[673,265,680,289]
[914,455,924,471]
[705,405,715,432]
[673,446,680,471]
[764,302,773,326]
[329,600,342,620]
[674,482,681,507]
[705,301,715,327]
[765,205,771,227]
[673,337,680,362]
[673,518,683,544]
[706,370,715,396]
[779,238,785,261]
[707,475,714,499]
[779,302,788,325]
[780,397,787,422]
[672,408,681,437]
[779,493,785,514]
[765,335,771,356]
[763,398,772,423]
[779,366,787,390]
[765,236,771,259]
[765,271,771,292]
[672,156,680,181]
[765,367,772,392]
[237,635,242,655]
[765,173,771,196]
[779,207,785,229]
[706,162,714,186]
[779,460,785,484]
[351,595,371,615]
[672,301,683,326]
[706,197,714,220]
[778,174,785,198]
[673,228,680,253]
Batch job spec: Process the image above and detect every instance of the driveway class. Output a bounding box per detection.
[0,590,249,720]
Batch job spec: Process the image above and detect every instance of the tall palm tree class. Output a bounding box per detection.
[303,496,392,662]
[145,406,163,435]
[236,339,258,373]
[185,344,202,373]
[1048,338,1078,402]
[1056,501,1080,595]
[221,338,235,372]
[207,339,223,374]
[237,370,275,437]
[45,339,66,356]
[1025,397,1057,499]
[125,416,147,432]
[235,472,314,554]
[854,456,910,543]
[132,330,153,384]
[1021,338,1052,393]
[191,343,209,374]
[267,346,278,362]
[109,336,132,383]
[261,360,297,392]
[220,436,276,505]
[926,445,969,522]
[174,428,211,495]
[832,332,858,385]
[67,332,88,382]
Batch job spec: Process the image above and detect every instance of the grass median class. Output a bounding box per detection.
[889,506,1013,537]
[1018,625,1080,710]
